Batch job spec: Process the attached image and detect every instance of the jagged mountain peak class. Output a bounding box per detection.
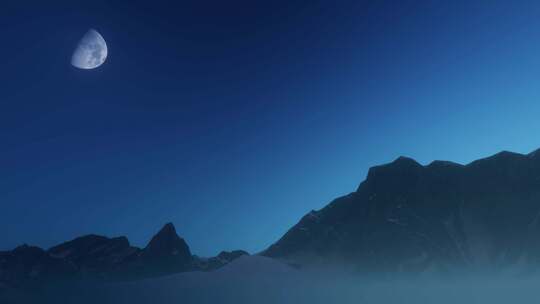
[142,222,191,261]
[159,222,176,234]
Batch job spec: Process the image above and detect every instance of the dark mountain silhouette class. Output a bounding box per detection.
[194,250,250,271]
[135,223,193,276]
[0,223,248,289]
[0,245,76,289]
[142,223,191,260]
[4,148,540,290]
[263,149,540,274]
[48,235,138,276]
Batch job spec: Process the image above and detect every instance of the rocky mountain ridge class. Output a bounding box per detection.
[0,223,248,289]
[5,148,540,289]
[263,148,540,274]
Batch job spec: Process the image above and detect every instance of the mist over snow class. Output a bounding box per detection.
[4,255,540,304]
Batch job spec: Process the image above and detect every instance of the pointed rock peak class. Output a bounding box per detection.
[143,223,192,259]
[158,222,177,235]
[148,223,181,246]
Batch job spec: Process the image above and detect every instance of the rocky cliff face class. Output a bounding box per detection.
[263,149,540,274]
[142,223,192,260]
[136,223,194,276]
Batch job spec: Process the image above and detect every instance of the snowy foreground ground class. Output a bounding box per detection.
[4,256,540,303]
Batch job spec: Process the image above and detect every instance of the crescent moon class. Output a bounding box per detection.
[71,29,108,69]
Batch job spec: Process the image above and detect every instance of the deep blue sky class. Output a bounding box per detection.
[2,0,540,256]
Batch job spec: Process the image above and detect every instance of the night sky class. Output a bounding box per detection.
[2,0,540,256]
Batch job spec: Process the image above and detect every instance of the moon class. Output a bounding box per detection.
[71,29,108,69]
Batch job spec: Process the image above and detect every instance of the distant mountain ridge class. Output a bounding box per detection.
[4,148,540,290]
[263,148,540,274]
[0,223,248,289]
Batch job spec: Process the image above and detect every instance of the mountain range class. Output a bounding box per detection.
[0,223,247,289]
[263,148,540,274]
[3,148,540,289]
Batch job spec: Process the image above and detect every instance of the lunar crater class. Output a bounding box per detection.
[71,29,107,69]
